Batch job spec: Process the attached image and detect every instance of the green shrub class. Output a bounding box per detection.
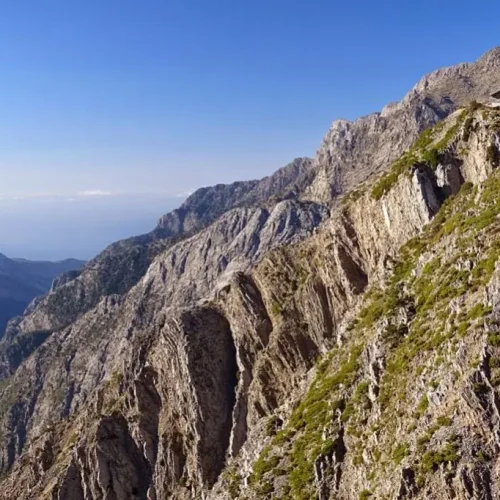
[371,152,418,200]
[488,332,500,347]
[270,301,283,317]
[417,432,432,451]
[422,148,440,169]
[250,446,280,484]
[421,442,458,472]
[436,416,452,427]
[320,438,335,456]
[392,442,410,465]
[223,466,242,499]
[266,415,281,437]
[416,394,429,418]
[466,303,492,321]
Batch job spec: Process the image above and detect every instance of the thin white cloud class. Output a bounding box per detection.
[77,190,113,197]
[176,189,194,198]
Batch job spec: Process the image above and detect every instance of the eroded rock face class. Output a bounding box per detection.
[0,192,324,382]
[142,199,329,309]
[307,47,500,204]
[213,109,500,499]
[0,306,238,499]
[0,158,314,346]
[0,199,328,496]
[1,50,500,500]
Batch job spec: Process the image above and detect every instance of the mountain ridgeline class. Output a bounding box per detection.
[0,255,84,338]
[1,49,500,499]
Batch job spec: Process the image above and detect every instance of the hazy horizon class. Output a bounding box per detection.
[0,193,180,261]
[0,1,498,260]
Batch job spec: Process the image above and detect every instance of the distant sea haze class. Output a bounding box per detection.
[0,194,180,261]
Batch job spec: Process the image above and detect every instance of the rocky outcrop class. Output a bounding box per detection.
[0,159,314,346]
[0,199,328,486]
[0,159,319,383]
[306,47,500,203]
[213,105,500,499]
[156,157,314,235]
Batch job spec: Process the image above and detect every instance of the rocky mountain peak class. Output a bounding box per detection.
[478,45,500,65]
[307,47,500,204]
[155,156,314,238]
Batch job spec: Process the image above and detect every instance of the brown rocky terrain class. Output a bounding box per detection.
[1,49,500,500]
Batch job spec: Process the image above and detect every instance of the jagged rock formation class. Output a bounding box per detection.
[0,254,83,338]
[1,49,500,500]
[0,157,319,382]
[225,105,500,499]
[156,157,315,235]
[306,47,500,203]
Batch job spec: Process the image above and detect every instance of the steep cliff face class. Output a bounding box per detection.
[1,50,500,500]
[306,47,500,204]
[214,105,500,500]
[0,199,327,485]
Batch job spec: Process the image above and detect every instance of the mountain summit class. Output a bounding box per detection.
[1,49,500,499]
[305,46,500,203]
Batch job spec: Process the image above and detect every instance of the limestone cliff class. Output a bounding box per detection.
[1,50,500,500]
[212,104,500,500]
[306,47,500,204]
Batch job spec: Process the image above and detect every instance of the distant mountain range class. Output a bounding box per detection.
[0,253,84,337]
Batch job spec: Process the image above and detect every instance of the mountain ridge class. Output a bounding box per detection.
[0,255,84,338]
[306,46,500,203]
[1,48,500,499]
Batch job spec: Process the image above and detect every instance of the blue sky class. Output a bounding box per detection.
[0,0,498,258]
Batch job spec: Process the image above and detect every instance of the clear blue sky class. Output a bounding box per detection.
[0,0,498,259]
[0,0,498,197]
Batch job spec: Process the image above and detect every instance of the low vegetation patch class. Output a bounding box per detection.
[371,108,469,200]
